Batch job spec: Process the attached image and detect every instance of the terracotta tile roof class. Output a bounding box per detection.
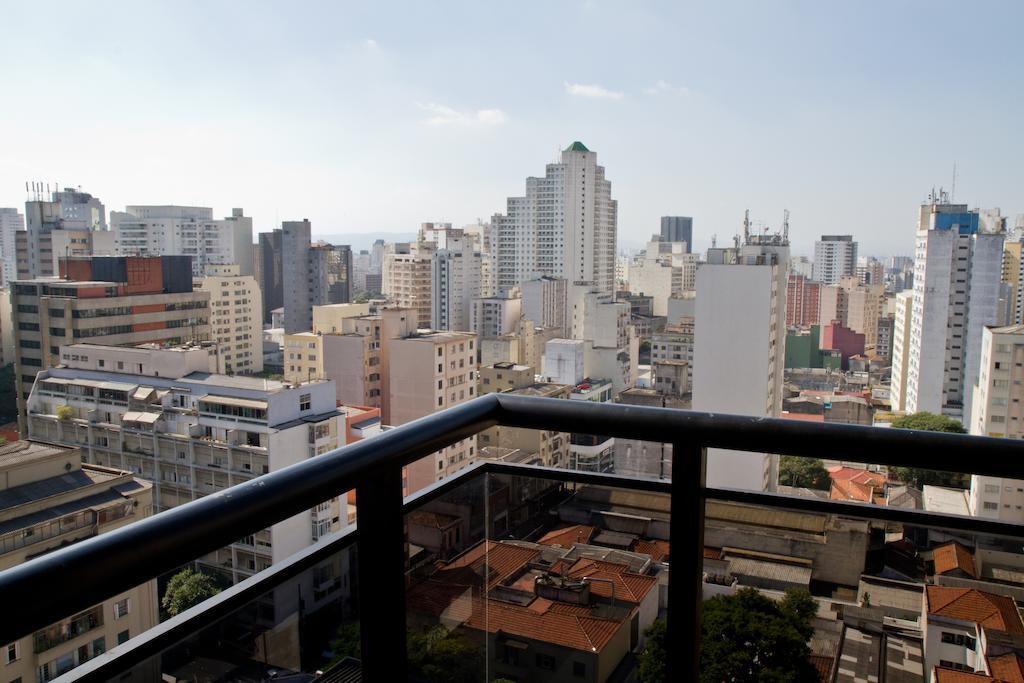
[827,466,887,486]
[538,524,596,548]
[781,412,826,422]
[934,541,978,579]
[927,586,1024,634]
[704,546,723,560]
[990,653,1024,683]
[830,477,875,503]
[933,668,998,682]
[633,539,670,562]
[437,540,539,590]
[465,596,623,652]
[561,558,658,604]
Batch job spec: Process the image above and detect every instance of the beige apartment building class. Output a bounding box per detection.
[382,243,433,329]
[195,264,264,374]
[284,331,322,384]
[312,303,371,334]
[0,441,157,682]
[478,362,570,468]
[389,330,478,494]
[818,276,885,354]
[969,325,1024,522]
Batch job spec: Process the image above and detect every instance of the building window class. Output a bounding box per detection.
[573,661,586,677]
[117,630,130,645]
[113,598,130,620]
[985,484,1001,493]
[300,394,311,411]
[5,642,19,663]
[536,653,556,671]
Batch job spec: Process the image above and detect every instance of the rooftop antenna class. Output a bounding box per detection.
[951,162,958,202]
[743,209,750,245]
[783,209,790,242]
[711,234,717,249]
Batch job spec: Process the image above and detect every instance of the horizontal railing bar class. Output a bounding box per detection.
[0,394,502,644]
[6,393,1024,670]
[482,461,675,494]
[62,527,359,683]
[495,394,1022,477]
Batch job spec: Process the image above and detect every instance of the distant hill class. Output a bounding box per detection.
[313,232,417,252]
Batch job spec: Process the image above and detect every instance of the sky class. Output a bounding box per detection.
[1,1,1022,257]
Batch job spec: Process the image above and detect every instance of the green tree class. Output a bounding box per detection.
[888,411,969,488]
[56,405,74,421]
[701,588,818,682]
[326,624,483,682]
[779,456,831,490]
[326,622,361,666]
[161,568,221,616]
[638,617,666,683]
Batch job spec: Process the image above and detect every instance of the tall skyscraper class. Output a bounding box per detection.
[889,290,914,413]
[427,226,481,332]
[282,220,312,333]
[785,273,820,328]
[110,206,254,277]
[0,207,23,286]
[813,235,858,285]
[195,264,264,374]
[660,216,693,252]
[905,192,1005,425]
[257,229,284,324]
[382,242,433,329]
[492,142,617,295]
[1002,238,1024,325]
[693,212,789,492]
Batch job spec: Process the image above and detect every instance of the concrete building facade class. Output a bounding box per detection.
[0,207,23,286]
[282,220,312,333]
[493,142,617,295]
[0,441,157,682]
[905,196,1005,425]
[195,265,263,374]
[110,206,254,277]
[813,234,857,285]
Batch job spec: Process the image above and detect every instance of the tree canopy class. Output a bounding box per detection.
[779,456,831,490]
[640,588,819,682]
[161,568,221,616]
[891,411,967,434]
[327,623,482,683]
[888,411,969,488]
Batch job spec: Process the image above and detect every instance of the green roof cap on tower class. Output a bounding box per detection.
[565,141,590,152]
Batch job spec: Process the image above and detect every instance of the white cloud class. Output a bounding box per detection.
[564,82,624,100]
[364,38,379,50]
[643,80,689,96]
[418,103,507,127]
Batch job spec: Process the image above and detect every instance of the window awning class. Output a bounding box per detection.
[199,395,268,410]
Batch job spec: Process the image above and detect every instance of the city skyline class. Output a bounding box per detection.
[2,2,1022,257]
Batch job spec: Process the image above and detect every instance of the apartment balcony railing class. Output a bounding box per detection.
[1,394,1022,682]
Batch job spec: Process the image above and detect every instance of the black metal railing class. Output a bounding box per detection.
[2,393,1024,681]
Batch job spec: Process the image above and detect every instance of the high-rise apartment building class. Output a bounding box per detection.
[1002,239,1024,325]
[968,325,1024,522]
[819,276,885,354]
[110,206,254,277]
[0,207,23,286]
[257,230,284,325]
[693,217,788,492]
[890,290,914,413]
[568,283,638,394]
[786,274,820,328]
[627,237,688,316]
[24,187,106,279]
[905,194,1005,425]
[0,440,157,682]
[282,220,312,333]
[493,142,617,295]
[425,225,481,331]
[660,216,693,251]
[521,276,568,335]
[389,330,478,494]
[813,235,857,285]
[382,242,433,329]
[26,344,345,582]
[471,293,522,339]
[309,242,353,306]
[195,264,264,374]
[11,255,212,430]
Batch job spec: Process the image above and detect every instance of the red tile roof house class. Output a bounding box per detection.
[407,539,659,683]
[828,465,888,504]
[924,585,1024,679]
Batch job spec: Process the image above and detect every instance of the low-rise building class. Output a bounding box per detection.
[0,441,157,682]
[25,344,345,585]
